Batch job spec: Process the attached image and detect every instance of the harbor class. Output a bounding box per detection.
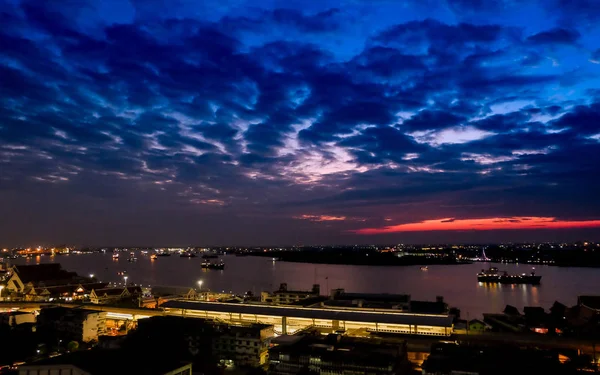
[3,252,600,318]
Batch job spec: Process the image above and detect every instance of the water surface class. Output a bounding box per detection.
[11,253,598,318]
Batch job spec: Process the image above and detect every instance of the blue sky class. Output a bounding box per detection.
[1,0,600,246]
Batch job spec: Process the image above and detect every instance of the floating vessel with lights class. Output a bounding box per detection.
[201,260,225,270]
[477,267,541,285]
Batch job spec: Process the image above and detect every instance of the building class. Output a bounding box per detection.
[328,289,411,310]
[269,334,410,375]
[261,283,321,305]
[326,290,448,314]
[467,319,490,332]
[213,323,274,366]
[18,349,192,375]
[4,264,91,301]
[89,286,141,304]
[0,311,36,327]
[135,316,275,367]
[162,300,454,336]
[23,282,108,302]
[422,342,563,375]
[37,306,107,343]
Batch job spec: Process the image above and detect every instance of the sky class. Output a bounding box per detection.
[1,0,600,246]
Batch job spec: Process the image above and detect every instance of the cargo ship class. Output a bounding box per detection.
[201,260,225,270]
[477,267,541,285]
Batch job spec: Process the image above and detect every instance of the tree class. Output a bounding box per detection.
[67,341,79,352]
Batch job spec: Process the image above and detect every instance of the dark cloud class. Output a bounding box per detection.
[0,1,599,245]
[526,27,580,45]
[402,110,466,132]
[374,18,507,48]
[551,102,600,135]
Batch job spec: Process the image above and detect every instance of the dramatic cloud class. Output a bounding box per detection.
[353,217,600,234]
[0,0,599,245]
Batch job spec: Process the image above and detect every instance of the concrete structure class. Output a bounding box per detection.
[136,315,274,368]
[0,311,36,326]
[19,350,192,375]
[269,334,409,375]
[162,300,454,336]
[37,306,107,343]
[213,323,274,366]
[261,283,320,304]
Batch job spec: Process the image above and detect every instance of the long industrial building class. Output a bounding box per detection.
[161,300,454,336]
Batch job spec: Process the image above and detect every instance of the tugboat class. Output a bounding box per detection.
[477,267,541,285]
[150,254,158,260]
[201,260,225,270]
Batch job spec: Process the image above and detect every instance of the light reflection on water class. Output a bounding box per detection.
[11,254,598,318]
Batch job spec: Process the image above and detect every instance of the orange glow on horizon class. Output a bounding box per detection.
[353,217,600,234]
[295,214,346,222]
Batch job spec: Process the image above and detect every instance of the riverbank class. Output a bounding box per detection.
[249,250,472,266]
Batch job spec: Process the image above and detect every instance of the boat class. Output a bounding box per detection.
[477,267,541,285]
[128,256,138,262]
[150,254,158,260]
[112,253,119,259]
[180,252,197,258]
[156,252,171,257]
[420,266,428,271]
[201,260,225,270]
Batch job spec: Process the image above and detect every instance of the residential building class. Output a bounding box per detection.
[269,334,410,375]
[18,349,192,375]
[213,323,274,366]
[37,306,107,343]
[261,283,320,305]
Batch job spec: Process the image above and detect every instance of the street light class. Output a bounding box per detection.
[123,276,128,285]
[197,280,204,301]
[89,274,94,279]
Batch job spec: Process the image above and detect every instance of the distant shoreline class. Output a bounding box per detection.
[246,251,472,266]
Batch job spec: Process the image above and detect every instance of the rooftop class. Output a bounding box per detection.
[39,306,102,319]
[162,300,454,327]
[578,295,600,310]
[332,291,411,304]
[12,264,79,284]
[270,334,405,367]
[20,349,191,375]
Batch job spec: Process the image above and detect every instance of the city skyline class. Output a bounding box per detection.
[1,0,600,246]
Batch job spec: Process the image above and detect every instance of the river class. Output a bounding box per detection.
[10,252,600,318]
